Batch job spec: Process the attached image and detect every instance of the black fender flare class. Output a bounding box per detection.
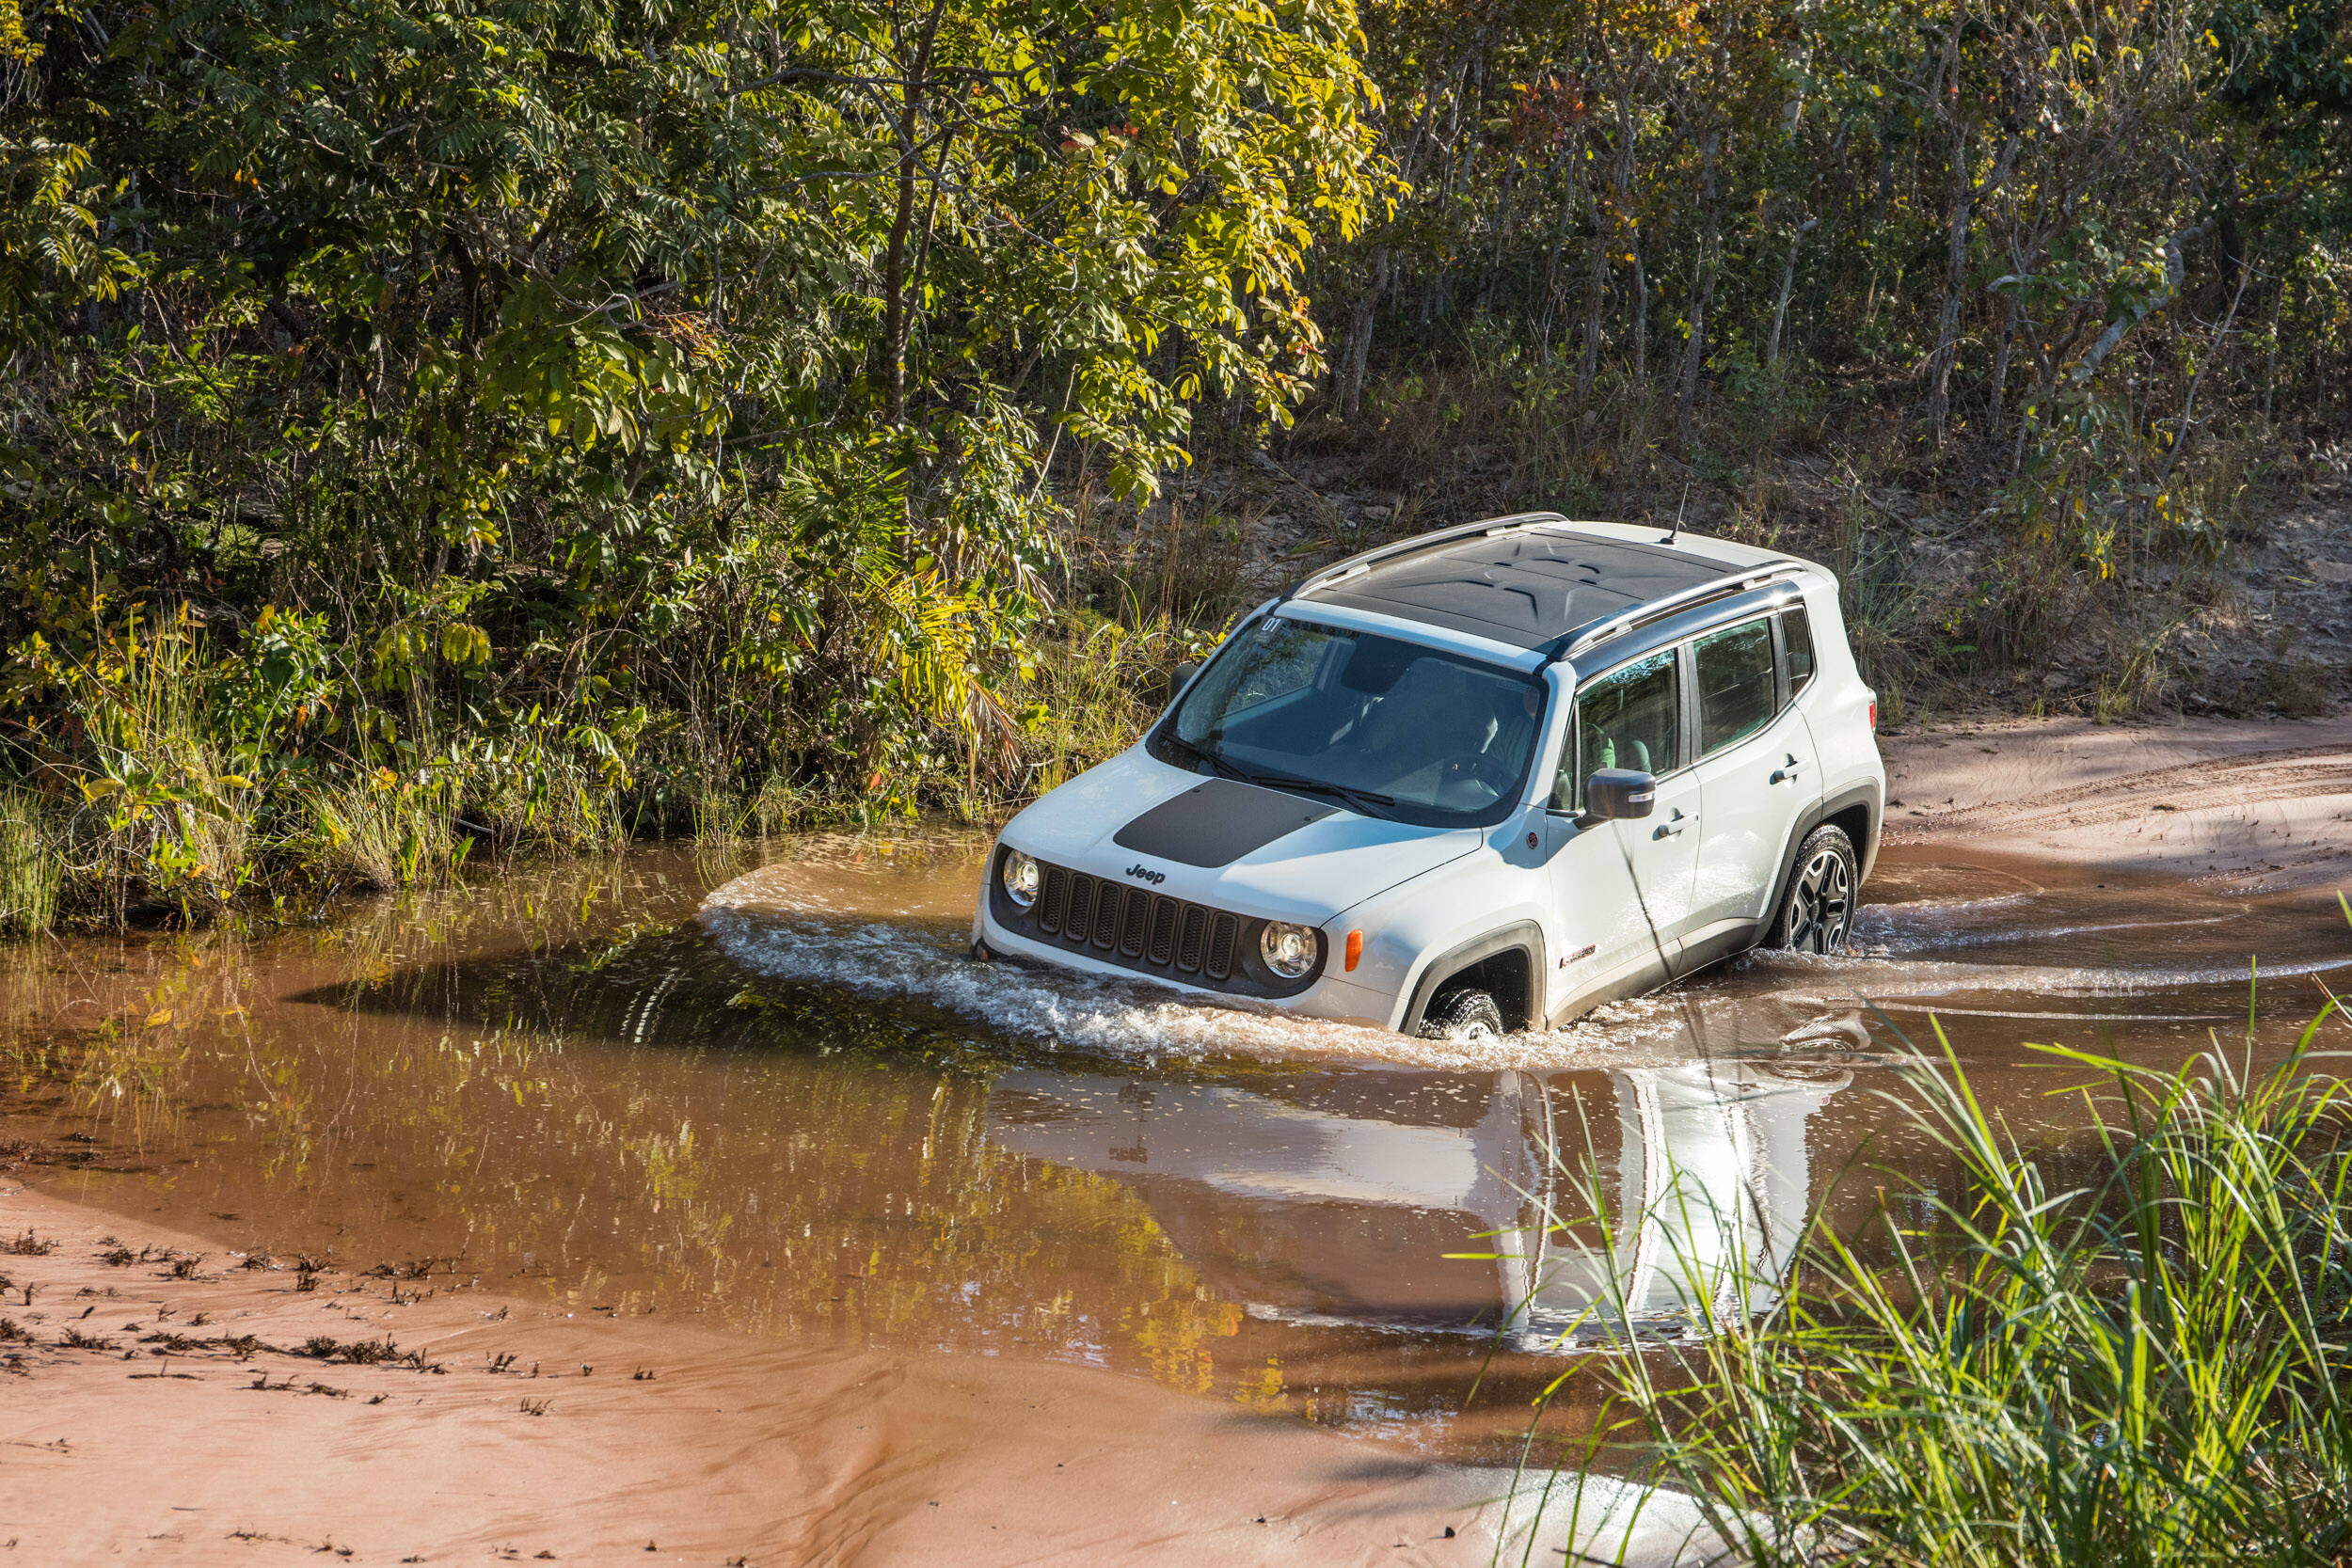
[1401,921,1546,1034]
[1763,780,1881,931]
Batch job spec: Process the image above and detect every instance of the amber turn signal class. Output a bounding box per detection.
[1344,929,1363,972]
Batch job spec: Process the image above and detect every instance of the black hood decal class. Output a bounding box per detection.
[1112,779,1336,868]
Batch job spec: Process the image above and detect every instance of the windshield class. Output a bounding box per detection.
[1150,615,1548,828]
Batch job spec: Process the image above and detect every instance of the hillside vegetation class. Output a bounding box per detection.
[1,0,2348,926]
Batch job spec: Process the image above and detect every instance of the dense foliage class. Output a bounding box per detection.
[1306,0,2352,689]
[1,0,2349,923]
[0,0,1377,917]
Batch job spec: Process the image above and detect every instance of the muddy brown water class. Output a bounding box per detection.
[3,835,2346,1466]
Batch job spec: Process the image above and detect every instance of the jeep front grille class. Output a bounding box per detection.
[1026,863,1253,984]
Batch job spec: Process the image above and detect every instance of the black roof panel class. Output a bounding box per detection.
[1310,531,1738,650]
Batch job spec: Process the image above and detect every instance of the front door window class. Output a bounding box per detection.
[1543,646,1699,1007]
[1555,649,1677,811]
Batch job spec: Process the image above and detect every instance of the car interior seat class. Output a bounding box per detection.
[1592,734,1653,773]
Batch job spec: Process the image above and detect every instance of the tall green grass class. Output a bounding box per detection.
[16,610,263,925]
[0,609,648,928]
[1534,983,2352,1567]
[0,591,1201,932]
[0,791,59,937]
[304,779,471,891]
[1006,610,1207,799]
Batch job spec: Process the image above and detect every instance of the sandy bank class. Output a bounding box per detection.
[1880,713,2352,892]
[0,1185,1708,1567]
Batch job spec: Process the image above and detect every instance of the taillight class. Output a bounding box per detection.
[1868,698,1878,731]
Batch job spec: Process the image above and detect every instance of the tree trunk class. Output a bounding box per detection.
[1986,292,2017,433]
[1926,125,2019,445]
[1342,247,1391,421]
[2075,220,2215,379]
[1630,246,1647,390]
[2263,276,2286,424]
[1766,215,1818,372]
[1478,161,1518,318]
[1612,96,1646,392]
[1675,127,1720,449]
[882,144,919,424]
[1578,160,1610,400]
[1418,55,1475,340]
[881,0,949,426]
[1922,115,1971,444]
[2157,267,2250,489]
[1536,149,1580,358]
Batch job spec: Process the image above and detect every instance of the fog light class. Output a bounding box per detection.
[1260,921,1317,979]
[1000,847,1040,908]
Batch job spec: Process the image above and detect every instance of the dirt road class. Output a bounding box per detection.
[1881,713,2352,892]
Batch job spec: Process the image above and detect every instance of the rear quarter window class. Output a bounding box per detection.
[1783,605,1816,697]
[1693,619,1775,756]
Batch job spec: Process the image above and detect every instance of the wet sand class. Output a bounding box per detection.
[3,712,2345,1564]
[0,1185,1705,1566]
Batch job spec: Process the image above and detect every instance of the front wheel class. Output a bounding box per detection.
[1766,826,1858,954]
[1419,988,1505,1041]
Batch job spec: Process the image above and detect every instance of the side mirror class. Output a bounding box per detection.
[1169,661,1200,700]
[1583,768,1657,820]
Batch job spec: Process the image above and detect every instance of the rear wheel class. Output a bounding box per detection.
[1766,825,1858,953]
[1419,987,1505,1041]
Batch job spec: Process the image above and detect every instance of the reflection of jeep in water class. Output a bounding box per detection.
[976,515,1885,1038]
[988,1053,1847,1349]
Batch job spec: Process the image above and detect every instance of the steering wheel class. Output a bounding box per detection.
[1434,752,1513,796]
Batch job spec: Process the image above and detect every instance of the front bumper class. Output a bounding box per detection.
[974,899,1400,1032]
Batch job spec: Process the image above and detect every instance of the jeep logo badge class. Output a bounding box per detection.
[1124,863,1167,886]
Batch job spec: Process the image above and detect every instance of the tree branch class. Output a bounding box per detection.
[2075,218,2217,380]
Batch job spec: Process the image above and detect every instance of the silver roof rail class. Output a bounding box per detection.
[1280,512,1568,602]
[1549,560,1809,662]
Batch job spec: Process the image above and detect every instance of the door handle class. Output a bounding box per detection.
[1772,757,1804,784]
[1653,810,1688,840]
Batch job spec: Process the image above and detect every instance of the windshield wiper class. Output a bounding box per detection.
[1164,733,1251,783]
[1238,768,1396,817]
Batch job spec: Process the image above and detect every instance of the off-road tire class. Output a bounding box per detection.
[1419,988,1505,1041]
[1765,825,1858,954]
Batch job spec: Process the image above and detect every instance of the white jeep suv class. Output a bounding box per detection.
[974,515,1883,1038]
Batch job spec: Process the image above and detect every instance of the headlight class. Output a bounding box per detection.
[1000,848,1040,908]
[1259,921,1318,979]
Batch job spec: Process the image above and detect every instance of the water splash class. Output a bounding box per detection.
[697,902,1690,1071]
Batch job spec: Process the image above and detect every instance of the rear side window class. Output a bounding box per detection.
[1784,606,1816,697]
[1694,619,1775,756]
[1558,650,1677,809]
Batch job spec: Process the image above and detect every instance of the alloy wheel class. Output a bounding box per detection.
[1788,847,1853,953]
